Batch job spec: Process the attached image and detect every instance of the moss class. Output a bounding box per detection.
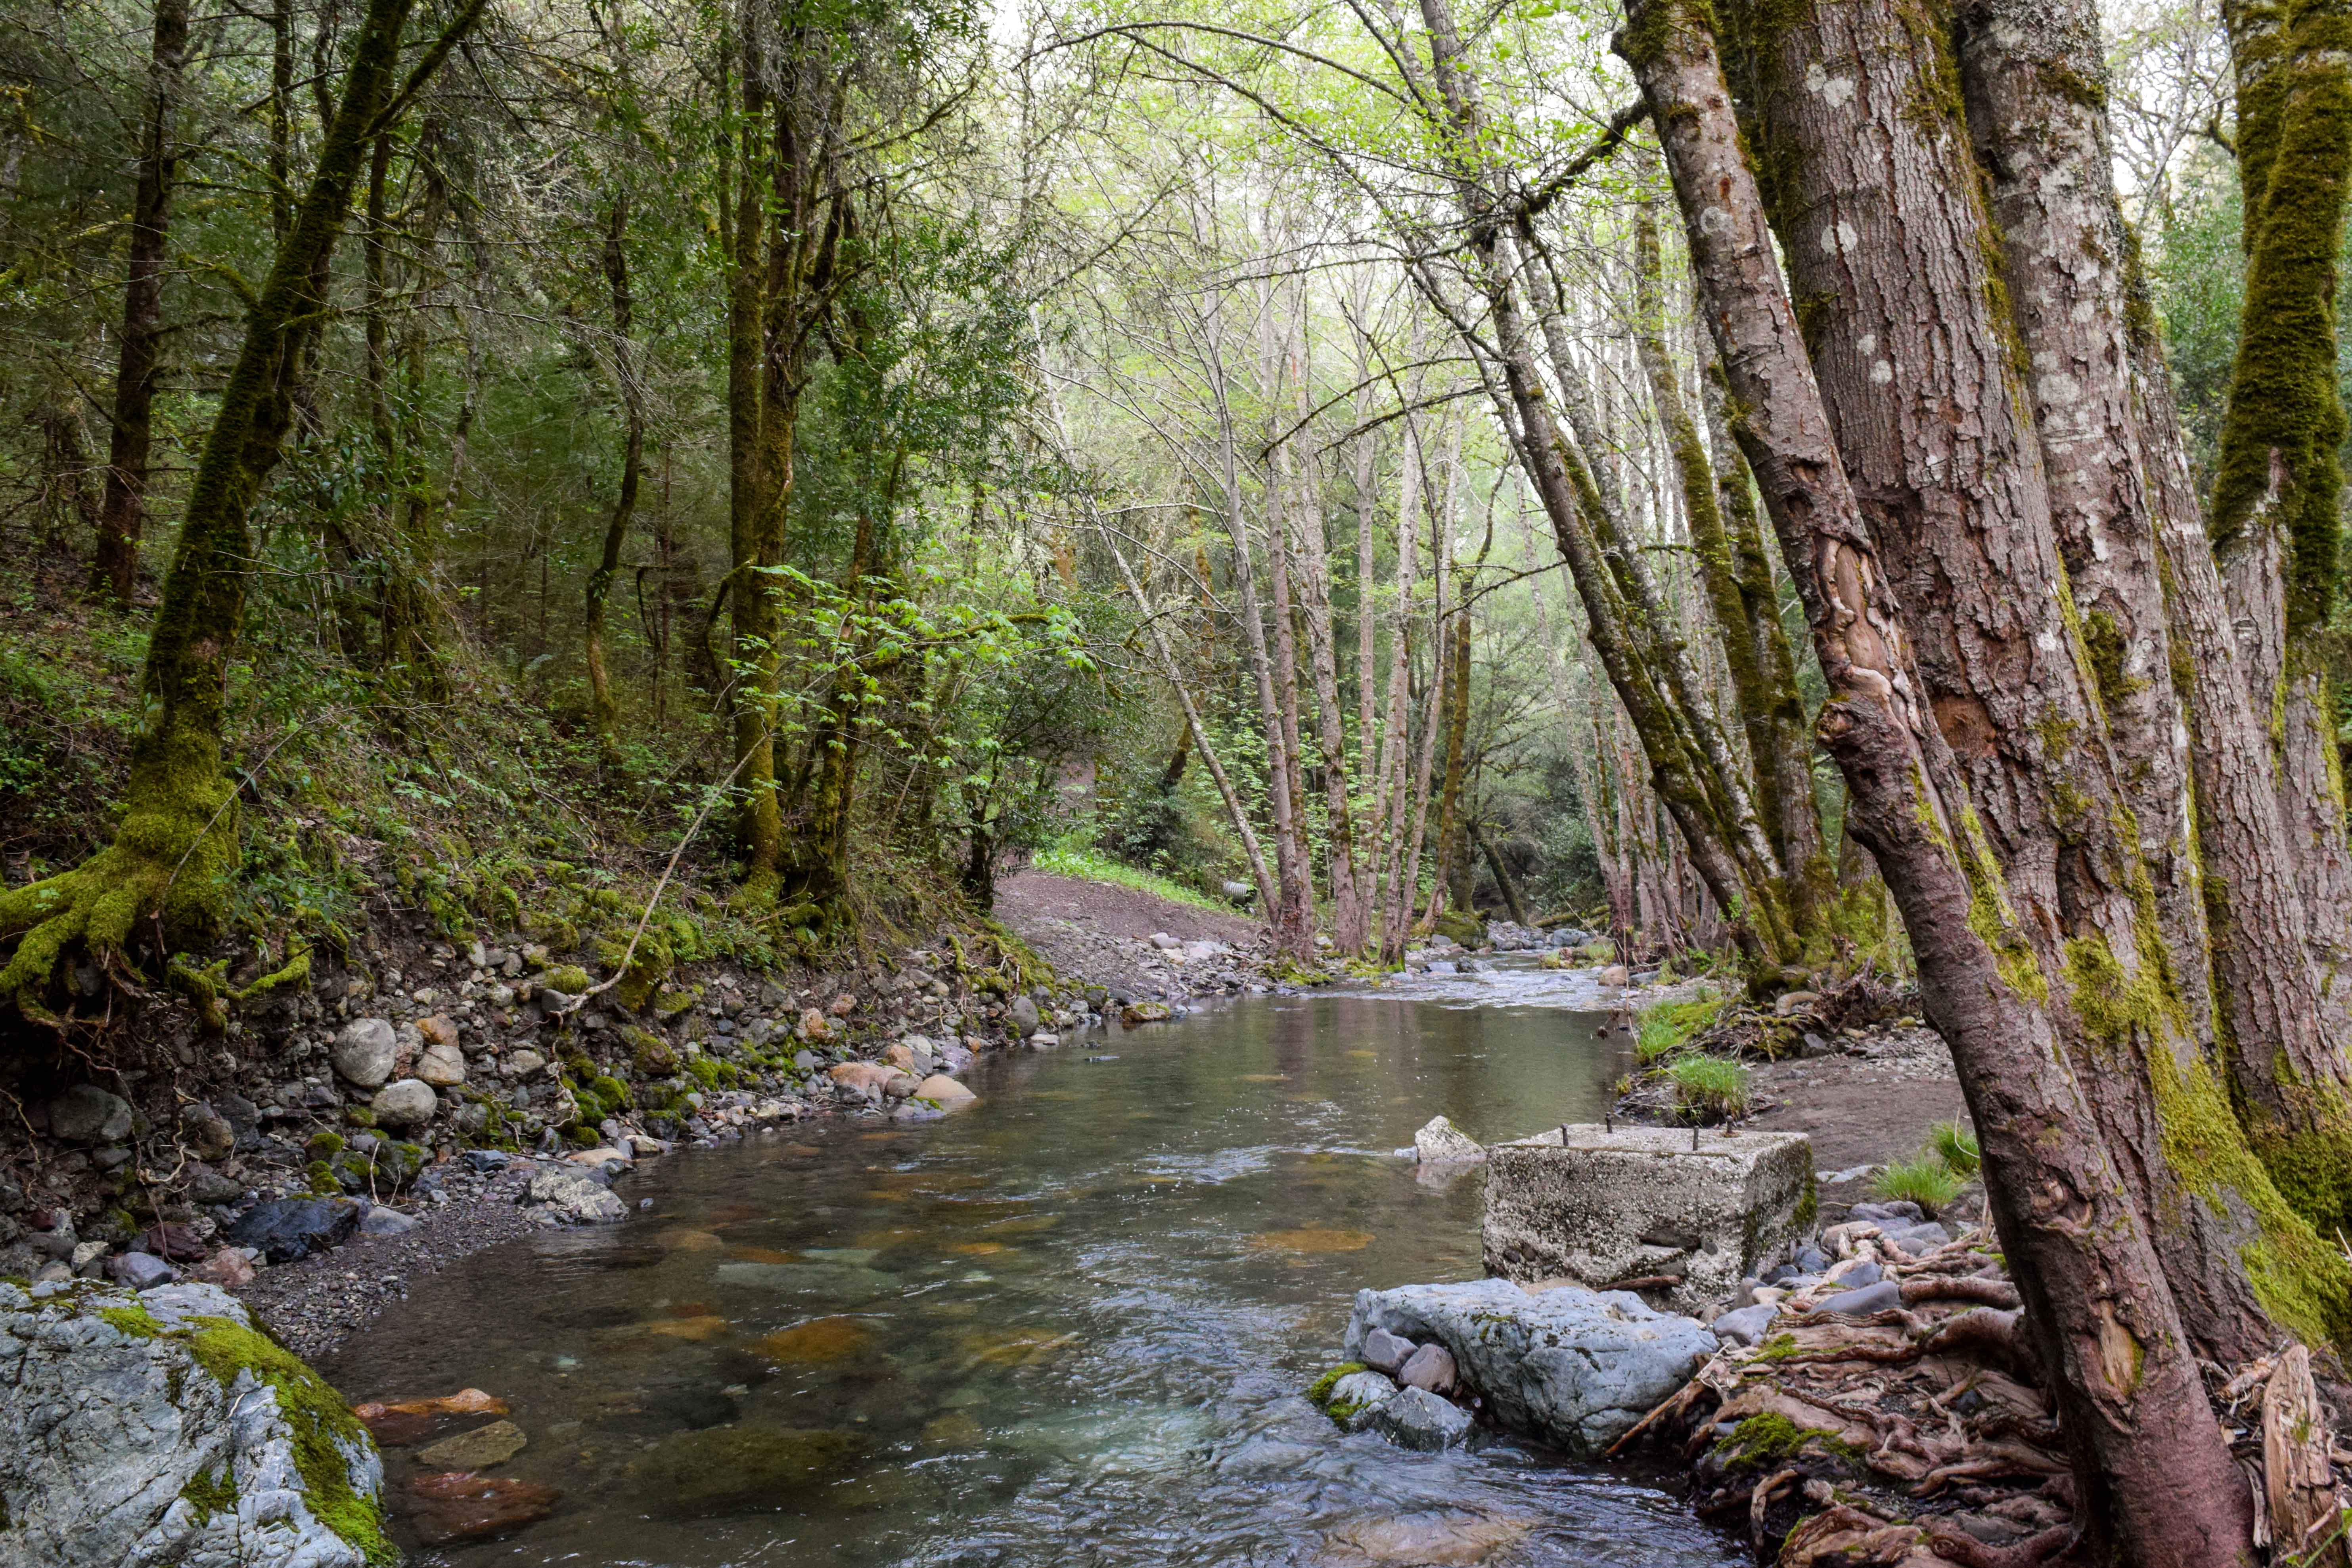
[2210,0,2352,635]
[179,1461,237,1526]
[599,932,672,1013]
[653,987,699,1019]
[2147,1049,2352,1348]
[622,1025,676,1074]
[540,963,592,994]
[1793,1175,1819,1232]
[306,1160,340,1195]
[101,1303,163,1338]
[179,1316,394,1563]
[1305,1361,1367,1408]
[2081,610,2144,708]
[1948,802,2047,1004]
[304,1131,345,1161]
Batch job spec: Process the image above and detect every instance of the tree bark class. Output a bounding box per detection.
[586,192,644,772]
[2215,0,2352,1128]
[1963,0,2352,1243]
[1718,0,2327,1373]
[92,0,189,606]
[1622,7,2262,1558]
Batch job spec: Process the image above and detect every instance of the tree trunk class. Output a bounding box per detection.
[1963,0,2352,1243]
[1473,819,1533,927]
[1631,209,1829,946]
[2,0,464,1009]
[585,192,644,772]
[2214,0,2352,1136]
[1716,0,2331,1373]
[1624,8,2263,1559]
[92,0,189,606]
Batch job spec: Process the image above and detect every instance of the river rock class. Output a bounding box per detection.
[1398,1343,1458,1396]
[829,1061,914,1099]
[108,1252,176,1289]
[1121,1001,1172,1025]
[1364,1385,1474,1451]
[358,1207,418,1237]
[408,1470,560,1545]
[371,1079,437,1128]
[1597,965,1629,987]
[914,1074,976,1106]
[1412,1115,1484,1165]
[1009,995,1042,1035]
[331,1018,398,1089]
[416,1043,467,1087]
[523,1168,626,1225]
[416,1419,527,1470]
[48,1085,134,1145]
[0,1278,393,1566]
[1360,1327,1415,1375]
[1316,1369,1400,1424]
[1424,960,1457,976]
[1345,1278,1713,1456]
[186,1166,246,1207]
[180,1105,236,1161]
[226,1198,360,1264]
[1482,1124,1815,1314]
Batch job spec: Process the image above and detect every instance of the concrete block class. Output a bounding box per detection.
[1481,1124,1815,1313]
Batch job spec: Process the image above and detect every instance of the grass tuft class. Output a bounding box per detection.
[1928,1119,1980,1177]
[1669,1054,1751,1121]
[1873,1156,1963,1216]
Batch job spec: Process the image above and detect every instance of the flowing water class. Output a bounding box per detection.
[325,959,1744,1567]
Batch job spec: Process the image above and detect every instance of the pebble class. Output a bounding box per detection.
[1712,1302,1781,1345]
[360,1207,421,1236]
[1398,1343,1458,1396]
[1361,1327,1415,1375]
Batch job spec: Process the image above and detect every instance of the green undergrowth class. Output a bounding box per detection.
[1636,994,1727,1065]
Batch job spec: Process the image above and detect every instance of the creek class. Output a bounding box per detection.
[325,959,1745,1566]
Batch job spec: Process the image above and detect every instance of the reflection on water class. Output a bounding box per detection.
[323,971,1740,1567]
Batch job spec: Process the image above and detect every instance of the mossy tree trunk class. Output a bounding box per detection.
[2216,0,2352,1095]
[1631,208,1830,953]
[0,0,479,1012]
[1624,6,2268,1558]
[720,2,844,904]
[586,192,644,773]
[92,0,188,607]
[1411,0,1802,973]
[1961,0,2352,1250]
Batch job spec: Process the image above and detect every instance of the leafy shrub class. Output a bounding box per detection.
[1670,1055,1751,1122]
[1873,1156,1963,1215]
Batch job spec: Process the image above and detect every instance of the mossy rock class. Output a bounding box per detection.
[653,986,699,1020]
[622,1026,676,1074]
[539,964,593,994]
[1580,938,1617,964]
[304,1131,346,1161]
[1434,910,1486,949]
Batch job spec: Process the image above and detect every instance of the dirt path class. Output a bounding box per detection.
[991,870,1272,1002]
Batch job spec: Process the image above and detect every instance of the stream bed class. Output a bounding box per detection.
[325,963,1745,1567]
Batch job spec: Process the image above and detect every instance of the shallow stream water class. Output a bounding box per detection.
[325,959,1744,1567]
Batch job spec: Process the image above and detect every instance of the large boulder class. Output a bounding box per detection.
[1345,1278,1713,1456]
[330,1020,397,1090]
[1482,1124,1815,1314]
[0,1278,394,1566]
[523,1168,625,1226]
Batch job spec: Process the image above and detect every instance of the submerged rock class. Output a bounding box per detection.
[1346,1279,1712,1456]
[0,1278,393,1566]
[1364,1385,1474,1451]
[407,1470,560,1545]
[624,1424,867,1516]
[415,1419,527,1470]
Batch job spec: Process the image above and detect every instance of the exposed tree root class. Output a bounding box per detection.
[0,728,237,1017]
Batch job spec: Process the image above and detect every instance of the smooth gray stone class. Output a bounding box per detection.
[1808,1279,1903,1317]
[1360,1327,1415,1375]
[1345,1279,1712,1457]
[1711,1302,1782,1346]
[1364,1386,1474,1451]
